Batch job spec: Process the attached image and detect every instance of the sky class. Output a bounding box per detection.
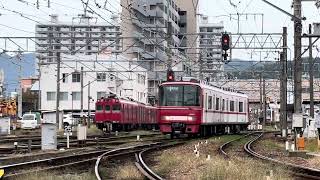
[0,0,320,61]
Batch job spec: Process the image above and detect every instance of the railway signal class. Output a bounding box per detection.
[167,70,175,82]
[221,33,231,61]
[222,33,230,51]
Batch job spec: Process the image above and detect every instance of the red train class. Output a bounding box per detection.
[95,94,157,132]
[158,78,249,138]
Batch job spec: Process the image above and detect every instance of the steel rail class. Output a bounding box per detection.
[95,142,161,180]
[135,149,164,180]
[244,132,320,179]
[219,132,257,158]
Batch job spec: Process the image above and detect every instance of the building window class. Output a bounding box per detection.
[138,74,146,84]
[72,72,81,82]
[110,74,115,81]
[150,5,156,10]
[97,92,106,99]
[239,102,244,112]
[71,92,80,101]
[97,73,106,82]
[47,92,56,101]
[59,92,68,101]
[62,73,68,83]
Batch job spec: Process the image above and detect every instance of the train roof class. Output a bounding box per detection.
[96,95,155,107]
[160,81,248,98]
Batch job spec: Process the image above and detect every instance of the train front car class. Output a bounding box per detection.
[94,96,121,132]
[158,82,202,137]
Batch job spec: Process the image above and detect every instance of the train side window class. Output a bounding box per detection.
[239,102,244,112]
[222,99,225,111]
[205,93,208,109]
[112,104,121,112]
[230,101,235,112]
[216,97,220,110]
[208,96,212,110]
[213,95,215,110]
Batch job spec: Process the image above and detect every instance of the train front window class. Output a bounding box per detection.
[159,85,200,106]
[96,105,103,111]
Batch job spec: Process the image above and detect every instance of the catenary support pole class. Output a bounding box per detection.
[309,24,314,118]
[280,27,288,137]
[293,0,302,113]
[56,52,62,130]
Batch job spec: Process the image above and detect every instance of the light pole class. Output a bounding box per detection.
[70,92,73,125]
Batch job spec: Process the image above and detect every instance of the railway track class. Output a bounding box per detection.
[0,133,162,155]
[95,140,186,180]
[1,140,165,179]
[244,132,320,179]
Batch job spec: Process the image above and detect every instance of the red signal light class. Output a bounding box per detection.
[222,33,230,51]
[167,70,175,81]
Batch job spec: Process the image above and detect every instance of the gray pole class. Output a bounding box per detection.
[309,24,314,118]
[80,66,84,124]
[263,78,266,128]
[280,27,288,137]
[55,52,61,129]
[293,0,302,113]
[18,53,22,118]
[260,73,263,123]
[87,81,91,128]
[199,53,203,80]
[167,21,172,70]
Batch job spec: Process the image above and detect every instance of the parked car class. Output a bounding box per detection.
[19,112,41,129]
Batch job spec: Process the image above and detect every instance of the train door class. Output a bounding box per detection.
[204,92,208,124]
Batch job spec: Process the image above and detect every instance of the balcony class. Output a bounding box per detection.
[36,27,48,32]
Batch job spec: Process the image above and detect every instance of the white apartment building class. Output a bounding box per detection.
[40,54,148,111]
[120,0,195,97]
[198,15,224,80]
[35,15,121,64]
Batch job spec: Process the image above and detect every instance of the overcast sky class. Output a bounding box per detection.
[0,0,320,60]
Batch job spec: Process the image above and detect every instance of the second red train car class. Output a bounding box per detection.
[95,94,157,132]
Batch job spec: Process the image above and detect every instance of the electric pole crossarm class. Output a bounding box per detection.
[300,37,319,57]
[261,0,303,21]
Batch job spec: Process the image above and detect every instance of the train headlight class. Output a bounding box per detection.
[161,116,171,121]
[187,116,196,121]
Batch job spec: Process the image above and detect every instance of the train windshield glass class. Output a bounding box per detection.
[96,105,103,111]
[159,85,200,106]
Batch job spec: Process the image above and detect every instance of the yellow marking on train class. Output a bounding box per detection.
[0,169,4,178]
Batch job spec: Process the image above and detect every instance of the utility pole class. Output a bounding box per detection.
[87,81,91,128]
[199,53,203,80]
[55,52,61,129]
[293,0,302,113]
[259,73,263,124]
[17,53,22,118]
[167,21,172,71]
[80,66,84,124]
[309,24,314,118]
[263,78,267,128]
[280,27,288,137]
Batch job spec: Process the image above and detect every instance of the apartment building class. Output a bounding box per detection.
[35,15,122,63]
[198,15,224,80]
[40,54,148,111]
[120,0,197,97]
